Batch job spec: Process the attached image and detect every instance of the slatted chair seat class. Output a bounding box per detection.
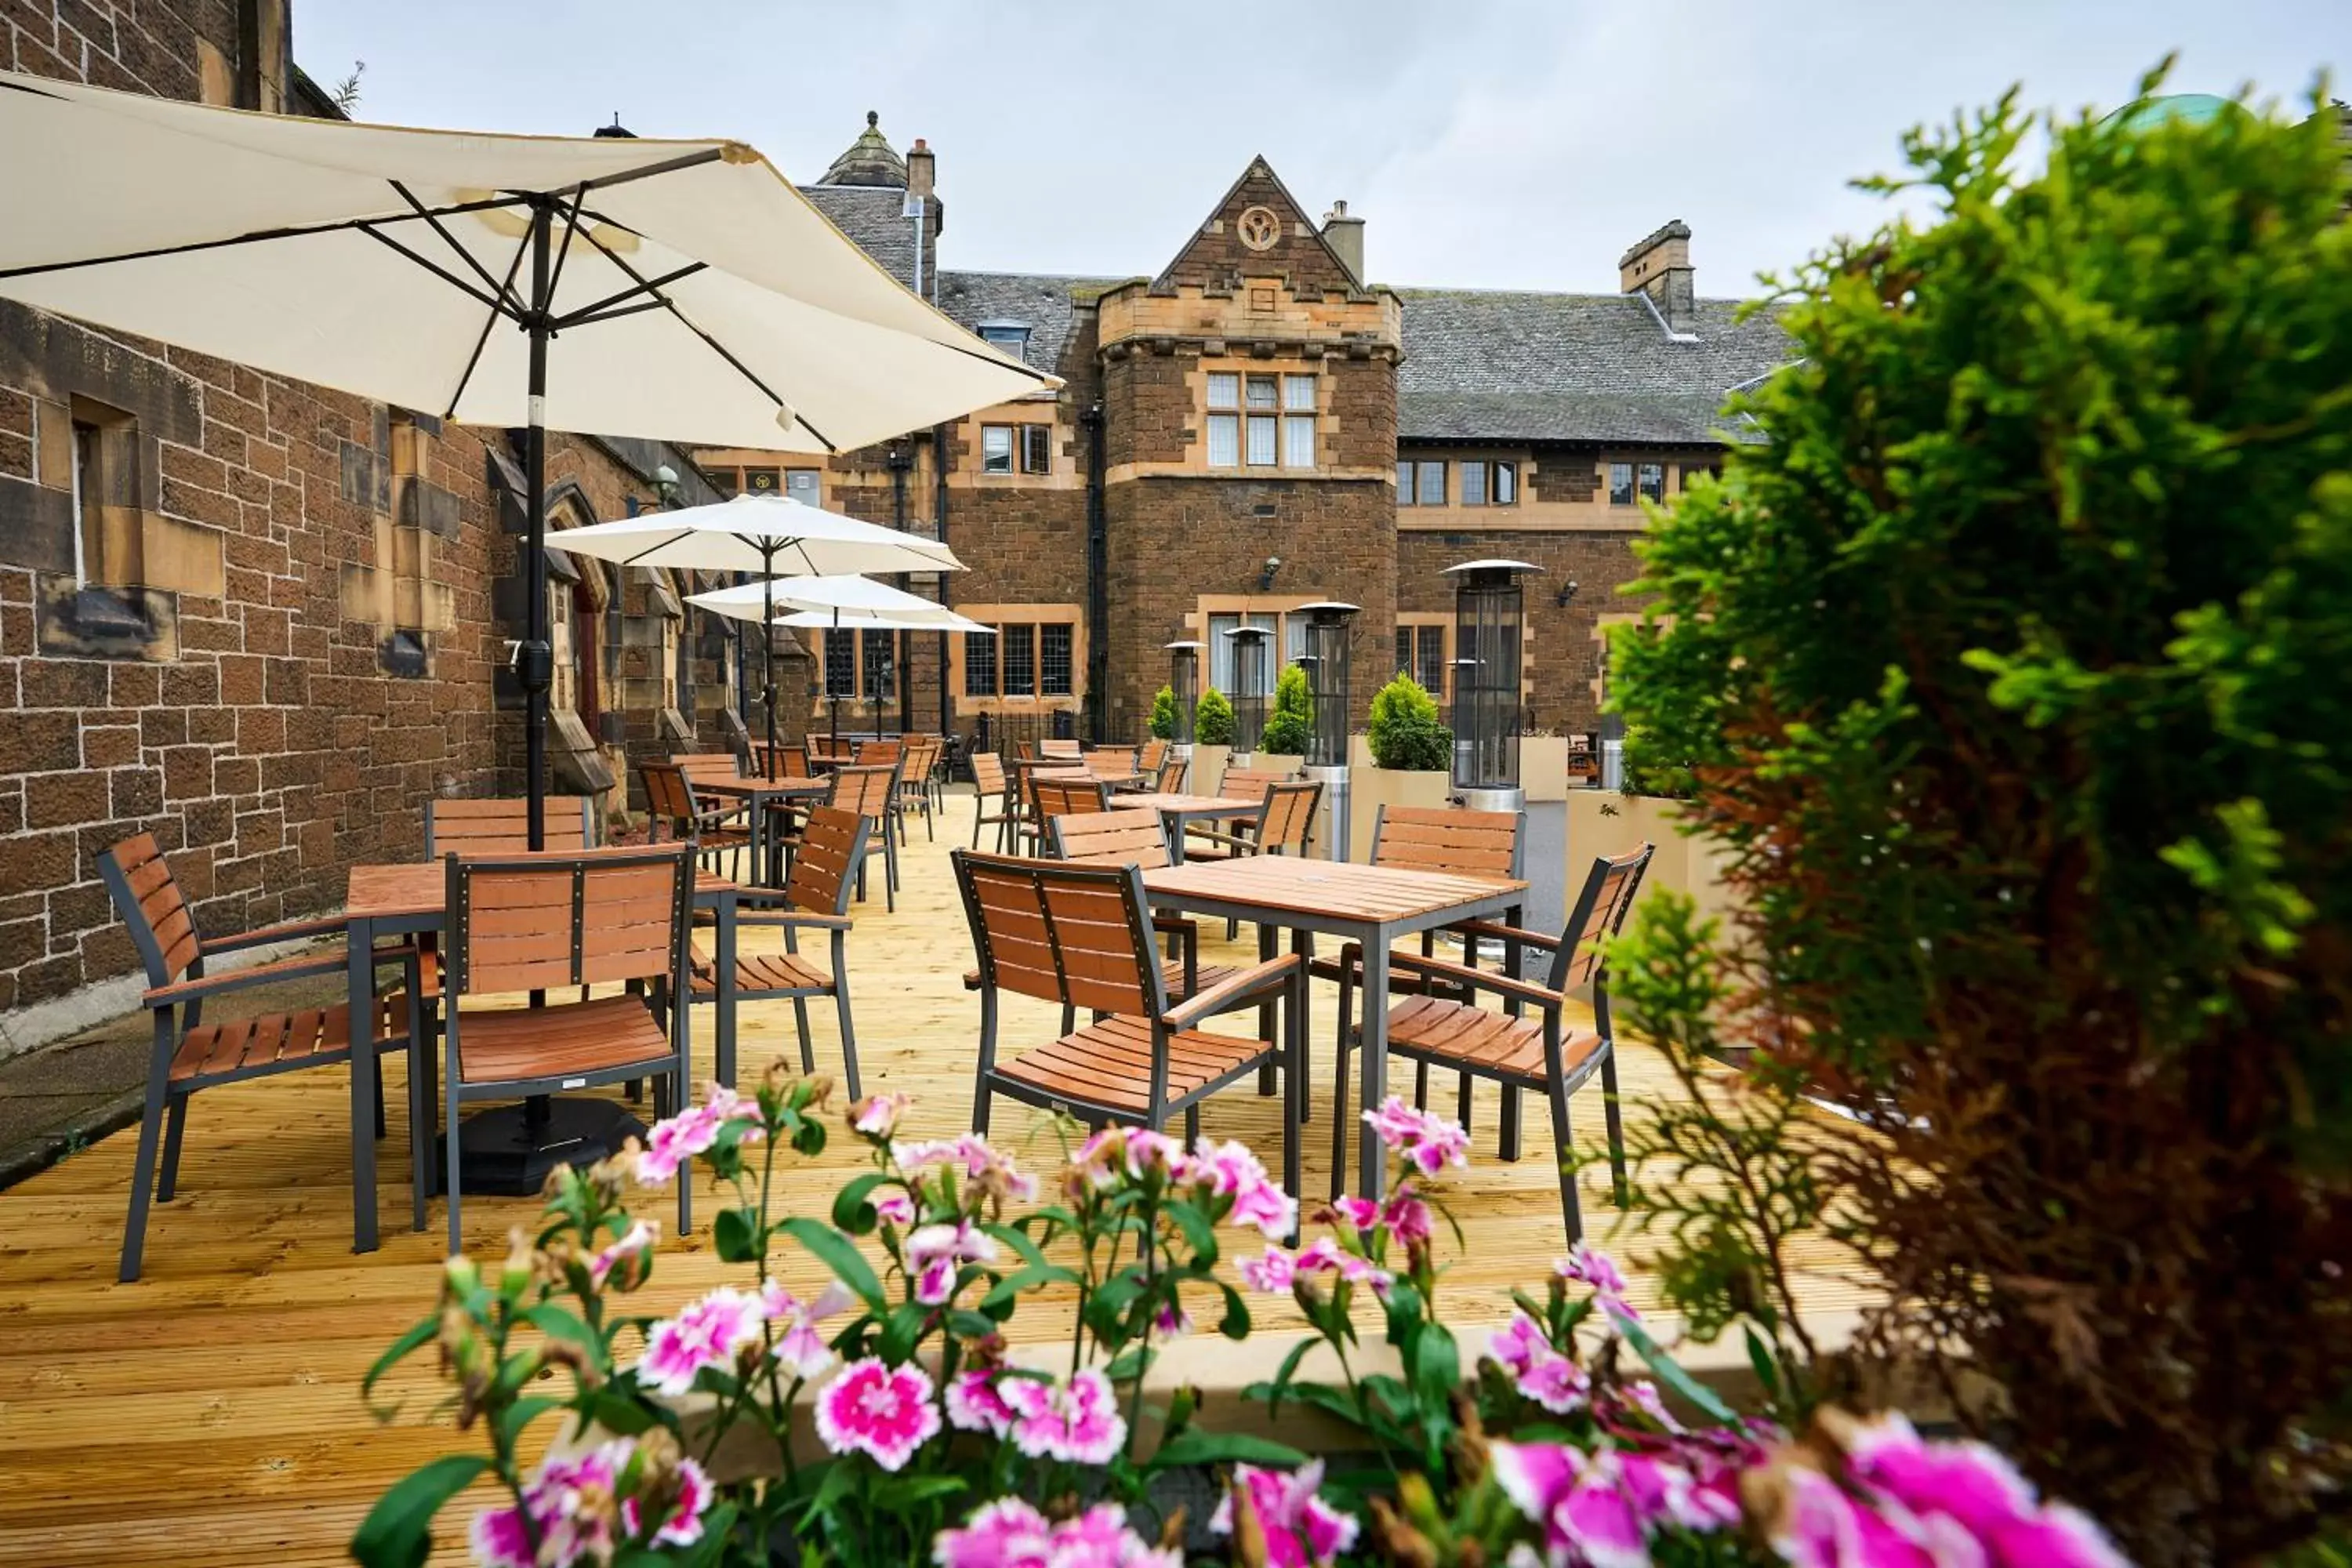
[690,943,833,996]
[996,1015,1275,1117]
[451,993,674,1085]
[1383,993,1606,1083]
[169,992,413,1084]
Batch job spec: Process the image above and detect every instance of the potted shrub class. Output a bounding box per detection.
[1148,684,1178,742]
[1192,687,1234,794]
[1350,671,1454,860]
[1564,714,1735,934]
[1254,663,1312,774]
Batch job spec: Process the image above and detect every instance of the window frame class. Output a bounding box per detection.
[1207,368,1315,470]
[1020,423,1052,476]
[1638,461,1666,503]
[1393,614,1453,701]
[1608,461,1636,506]
[980,425,1015,475]
[953,607,1083,709]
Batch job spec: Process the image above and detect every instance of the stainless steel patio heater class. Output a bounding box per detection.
[1166,639,1203,780]
[1445,559,1539,812]
[1226,624,1269,761]
[1298,602,1359,858]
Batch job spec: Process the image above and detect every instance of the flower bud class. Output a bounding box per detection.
[499,1227,536,1298]
[441,1254,479,1303]
[1367,1497,1439,1568]
[1398,1470,1441,1533]
[1226,1475,1269,1568]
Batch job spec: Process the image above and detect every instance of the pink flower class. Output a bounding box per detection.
[470,1440,630,1568]
[945,1367,1017,1436]
[619,1455,713,1548]
[1155,1298,1194,1338]
[1240,1247,1297,1294]
[1330,1196,1381,1232]
[1210,1461,1360,1568]
[587,1218,657,1290]
[633,1088,763,1187]
[1178,1140,1298,1241]
[1768,1464,1940,1568]
[1493,1439,1731,1568]
[1363,1097,1470,1176]
[1074,1126,1182,1188]
[1619,1379,1682,1432]
[1383,1188,1436,1247]
[905,1219,998,1305]
[1000,1367,1127,1465]
[852,1092,912,1138]
[469,1504,532,1568]
[1838,1414,2130,1568]
[935,1499,1178,1568]
[874,1189,917,1227]
[815,1357,941,1472]
[895,1134,1040,1204]
[641,1287,766,1396]
[1558,1243,1629,1297]
[1493,1312,1590,1414]
[760,1279,853,1379]
[1298,1236,1395,1297]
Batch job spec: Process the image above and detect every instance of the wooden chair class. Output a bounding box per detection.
[640,762,753,880]
[895,735,943,843]
[96,833,421,1281]
[1334,843,1653,1243]
[828,763,903,912]
[691,806,870,1097]
[1185,778,1323,939]
[855,738,903,770]
[425,796,597,858]
[1083,746,1139,781]
[953,848,1305,1200]
[754,742,812,782]
[437,844,695,1249]
[1040,738,1081,759]
[1139,738,1168,776]
[1050,809,1243,1006]
[1032,775,1111,852]
[1014,739,1038,761]
[1315,805,1526,1158]
[1153,754,1189,793]
[810,735,854,767]
[970,750,1023,853]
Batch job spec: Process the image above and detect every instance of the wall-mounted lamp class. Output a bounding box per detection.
[1555,577,1581,608]
[651,463,681,508]
[1259,555,1284,591]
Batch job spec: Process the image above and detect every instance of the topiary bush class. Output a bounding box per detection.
[1257,663,1314,755]
[1608,71,2352,1562]
[1193,687,1235,746]
[1367,671,1452,771]
[1148,684,1178,741]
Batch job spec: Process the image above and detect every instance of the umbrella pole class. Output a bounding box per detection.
[521,198,556,852]
[761,543,779,761]
[831,608,841,746]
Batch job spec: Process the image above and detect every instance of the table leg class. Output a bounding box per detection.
[714,892,738,1087]
[1166,813,1188,866]
[347,915,379,1255]
[1357,935,1391,1201]
[746,794,766,891]
[1255,917,1279,1095]
[1500,902,1523,1162]
[1291,928,1313,1125]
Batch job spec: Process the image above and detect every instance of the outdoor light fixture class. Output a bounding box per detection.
[1259,555,1283,591]
[652,463,681,506]
[1555,577,1580,608]
[1165,639,1204,775]
[1444,558,1541,811]
[1298,602,1359,858]
[1225,623,1270,757]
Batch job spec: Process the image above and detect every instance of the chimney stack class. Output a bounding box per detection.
[1619,219,1695,335]
[906,136,935,205]
[1320,199,1366,285]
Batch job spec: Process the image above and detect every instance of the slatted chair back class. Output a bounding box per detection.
[426,796,594,857]
[902,735,942,784]
[857,738,904,768]
[1218,767,1290,801]
[96,833,201,990]
[1015,739,1038,760]
[640,763,697,840]
[1370,805,1523,879]
[1154,755,1188,793]
[754,742,811,781]
[445,844,692,998]
[672,753,745,794]
[953,850,1163,1018]
[1040,738,1082,759]
[783,806,872,917]
[970,750,1008,797]
[811,735,854,764]
[1033,776,1111,825]
[1548,843,1656,998]
[1255,779,1323,855]
[829,763,899,824]
[1139,738,1168,775]
[1083,746,1139,779]
[1051,809,1171,869]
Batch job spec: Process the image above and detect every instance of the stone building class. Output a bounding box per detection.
[694,120,1794,746]
[0,2,755,1040]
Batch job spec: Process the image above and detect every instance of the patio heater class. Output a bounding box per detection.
[1445,559,1539,812]
[1298,602,1359,859]
[1225,624,1270,761]
[1166,638,1203,781]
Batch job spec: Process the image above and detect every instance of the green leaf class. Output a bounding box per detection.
[1616,1312,1737,1424]
[1149,1428,1310,1471]
[1744,1324,1783,1401]
[1412,1321,1461,1412]
[978,1262,1080,1311]
[519,1303,609,1374]
[1163,1199,1218,1264]
[1214,1281,1251,1340]
[349,1454,488,1568]
[494,1393,564,1449]
[588,1388,662,1436]
[880,1301,930,1364]
[873,1474,970,1511]
[713,1205,764,1265]
[1105,1345,1157,1383]
[832,1171,895,1234]
[361,1316,440,1399]
[780,1217,886,1312]
[1254,1338,1319,1417]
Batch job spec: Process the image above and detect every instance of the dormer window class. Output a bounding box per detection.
[978,321,1031,359]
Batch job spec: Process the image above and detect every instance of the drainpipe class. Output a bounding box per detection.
[1082,400,1107,742]
[933,421,952,738]
[890,444,913,735]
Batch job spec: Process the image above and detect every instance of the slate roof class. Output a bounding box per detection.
[1395,290,1792,445]
[801,185,920,292]
[935,270,1123,377]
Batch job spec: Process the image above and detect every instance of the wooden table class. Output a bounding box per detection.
[697,775,829,887]
[1141,856,1526,1199]
[1120,791,1262,862]
[340,862,742,1254]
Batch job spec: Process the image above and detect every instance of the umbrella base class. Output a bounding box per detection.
[435,1098,647,1196]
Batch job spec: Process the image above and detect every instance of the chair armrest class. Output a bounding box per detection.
[1182,826,1258,851]
[1151,914,1200,938]
[143,943,417,1008]
[740,912,853,932]
[198,913,349,956]
[1450,919,1561,951]
[1385,951,1563,1011]
[962,968,982,991]
[1162,953,1301,1031]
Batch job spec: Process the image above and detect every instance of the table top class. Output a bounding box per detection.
[1123,792,1260,815]
[1142,856,1524,925]
[698,776,829,797]
[347,861,740,921]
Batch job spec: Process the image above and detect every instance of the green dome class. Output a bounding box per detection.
[2103,93,2245,132]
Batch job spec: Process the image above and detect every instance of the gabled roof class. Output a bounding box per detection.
[1396,289,1791,445]
[1152,155,1367,299]
[935,270,1120,376]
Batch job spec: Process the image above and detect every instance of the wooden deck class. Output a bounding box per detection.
[0,794,1871,1566]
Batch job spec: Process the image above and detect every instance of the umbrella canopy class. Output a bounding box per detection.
[557,497,962,578]
[0,71,1051,449]
[684,572,957,623]
[773,607,996,635]
[0,71,1049,844]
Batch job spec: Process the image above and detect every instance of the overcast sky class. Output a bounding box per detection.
[296,1,2339,299]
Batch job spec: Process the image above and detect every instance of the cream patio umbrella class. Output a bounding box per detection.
[0,70,1051,845]
[775,605,999,739]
